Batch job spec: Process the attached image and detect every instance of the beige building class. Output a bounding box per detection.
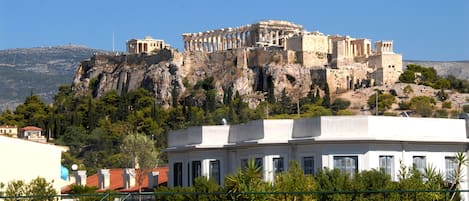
[0,125,18,137]
[0,135,68,194]
[126,36,168,54]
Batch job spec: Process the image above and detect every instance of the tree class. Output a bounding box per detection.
[410,96,436,117]
[4,177,56,201]
[121,132,159,195]
[224,159,271,201]
[274,161,316,201]
[367,93,396,114]
[322,83,331,108]
[331,98,351,112]
[403,85,414,98]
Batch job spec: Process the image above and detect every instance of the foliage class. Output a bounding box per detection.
[410,96,436,117]
[399,64,468,92]
[274,161,316,201]
[367,92,396,114]
[121,132,159,193]
[4,177,56,201]
[331,98,351,112]
[224,159,271,201]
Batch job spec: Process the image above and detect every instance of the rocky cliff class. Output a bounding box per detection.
[72,49,322,108]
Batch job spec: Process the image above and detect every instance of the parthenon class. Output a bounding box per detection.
[182,20,304,52]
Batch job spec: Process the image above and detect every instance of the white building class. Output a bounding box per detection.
[0,135,68,194]
[167,116,468,195]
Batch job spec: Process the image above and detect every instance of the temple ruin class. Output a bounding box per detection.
[181,20,403,92]
[126,36,170,54]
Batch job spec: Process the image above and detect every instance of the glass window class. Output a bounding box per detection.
[241,159,248,170]
[255,157,263,169]
[379,155,394,177]
[273,157,284,173]
[173,162,183,187]
[303,157,314,175]
[191,161,201,185]
[209,160,220,184]
[333,156,358,177]
[445,157,457,183]
[413,156,426,174]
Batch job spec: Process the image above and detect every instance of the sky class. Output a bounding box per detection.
[0,0,468,61]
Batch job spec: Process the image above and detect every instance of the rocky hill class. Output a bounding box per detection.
[0,45,108,111]
[403,60,469,80]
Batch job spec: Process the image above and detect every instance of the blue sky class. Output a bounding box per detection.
[0,0,468,61]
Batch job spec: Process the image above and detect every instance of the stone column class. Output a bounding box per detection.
[275,30,279,45]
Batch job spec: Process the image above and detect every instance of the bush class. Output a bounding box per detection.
[442,101,452,109]
[331,98,351,112]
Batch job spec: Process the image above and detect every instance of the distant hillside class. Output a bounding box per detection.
[0,45,108,111]
[403,60,469,80]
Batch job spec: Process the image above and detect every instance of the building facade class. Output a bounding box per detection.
[126,36,168,54]
[0,125,17,137]
[19,126,46,143]
[167,116,468,198]
[0,135,68,193]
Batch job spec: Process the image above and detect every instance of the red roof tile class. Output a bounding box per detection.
[62,166,168,194]
[21,126,42,131]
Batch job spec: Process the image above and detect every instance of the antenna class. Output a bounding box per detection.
[112,32,115,52]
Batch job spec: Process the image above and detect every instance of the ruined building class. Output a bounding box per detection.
[126,36,170,54]
[181,20,402,93]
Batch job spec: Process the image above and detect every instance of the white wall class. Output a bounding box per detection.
[0,136,67,194]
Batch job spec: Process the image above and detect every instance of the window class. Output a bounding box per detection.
[210,160,221,184]
[255,157,263,169]
[191,161,201,185]
[333,156,358,177]
[413,156,426,174]
[303,157,314,175]
[379,155,394,177]
[445,157,457,183]
[273,157,284,173]
[173,162,183,187]
[240,159,248,170]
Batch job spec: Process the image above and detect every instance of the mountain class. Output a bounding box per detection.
[0,45,108,111]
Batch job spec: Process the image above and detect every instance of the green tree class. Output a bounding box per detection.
[367,93,396,114]
[121,132,159,195]
[322,84,331,108]
[274,161,316,201]
[410,96,436,117]
[331,98,351,113]
[4,177,56,201]
[403,85,414,97]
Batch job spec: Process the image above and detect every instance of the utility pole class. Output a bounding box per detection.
[374,89,379,116]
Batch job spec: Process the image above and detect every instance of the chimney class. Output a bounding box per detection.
[98,169,110,190]
[147,171,159,189]
[74,170,87,186]
[123,168,135,189]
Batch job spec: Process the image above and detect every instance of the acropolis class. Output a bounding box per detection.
[179,20,402,93]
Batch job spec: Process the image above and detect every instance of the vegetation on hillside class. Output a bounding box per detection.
[399,64,468,93]
[0,77,342,174]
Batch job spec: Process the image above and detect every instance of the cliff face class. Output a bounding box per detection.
[72,49,321,108]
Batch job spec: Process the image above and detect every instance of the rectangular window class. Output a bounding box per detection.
[303,157,314,175]
[209,160,221,184]
[445,157,457,183]
[173,162,183,187]
[255,157,263,169]
[241,159,248,170]
[333,156,358,177]
[379,155,394,177]
[273,157,284,173]
[191,161,201,185]
[413,156,426,174]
